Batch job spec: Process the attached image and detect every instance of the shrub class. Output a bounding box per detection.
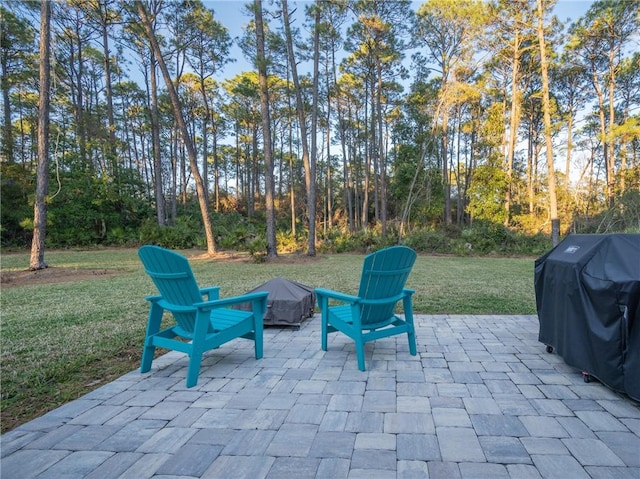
[276,230,305,253]
[459,223,508,254]
[210,211,263,251]
[248,235,267,263]
[105,226,137,246]
[139,216,204,249]
[404,229,451,253]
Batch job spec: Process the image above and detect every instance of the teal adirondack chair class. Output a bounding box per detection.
[315,245,418,371]
[138,245,268,387]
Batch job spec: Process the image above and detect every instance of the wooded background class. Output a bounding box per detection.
[1,0,639,257]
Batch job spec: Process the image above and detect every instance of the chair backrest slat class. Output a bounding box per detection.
[146,271,191,280]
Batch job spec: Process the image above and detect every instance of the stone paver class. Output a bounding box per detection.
[2,314,639,478]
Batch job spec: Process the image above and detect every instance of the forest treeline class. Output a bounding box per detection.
[1,0,639,260]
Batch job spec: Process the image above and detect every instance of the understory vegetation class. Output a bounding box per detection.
[2,183,639,257]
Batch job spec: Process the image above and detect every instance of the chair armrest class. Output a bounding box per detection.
[145,291,267,314]
[156,300,197,313]
[200,286,221,301]
[194,291,269,310]
[146,294,198,313]
[315,288,360,304]
[145,294,163,303]
[145,288,221,305]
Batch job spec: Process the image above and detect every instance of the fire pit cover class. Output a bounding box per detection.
[238,277,315,327]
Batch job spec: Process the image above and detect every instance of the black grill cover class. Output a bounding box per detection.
[535,234,640,400]
[237,277,315,327]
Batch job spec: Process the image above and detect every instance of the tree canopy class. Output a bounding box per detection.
[1,0,639,256]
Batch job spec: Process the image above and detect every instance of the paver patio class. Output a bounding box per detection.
[2,314,639,478]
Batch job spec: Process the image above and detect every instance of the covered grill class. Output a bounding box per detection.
[535,234,640,400]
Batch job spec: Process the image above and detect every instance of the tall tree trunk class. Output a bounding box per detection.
[376,63,387,238]
[565,111,573,191]
[606,48,616,207]
[235,120,241,205]
[149,51,165,226]
[200,77,210,202]
[137,2,216,254]
[73,24,88,169]
[30,0,51,270]
[249,128,257,216]
[527,111,535,213]
[281,0,315,256]
[308,3,320,254]
[362,82,370,228]
[592,71,609,205]
[336,82,353,232]
[254,0,277,257]
[99,0,117,184]
[619,101,630,193]
[1,41,13,162]
[370,74,379,224]
[537,0,559,246]
[213,130,220,212]
[180,130,188,205]
[455,111,464,226]
[400,150,423,240]
[202,116,209,203]
[324,56,332,232]
[441,111,451,225]
[354,129,362,229]
[288,113,296,235]
[505,31,521,227]
[170,130,178,223]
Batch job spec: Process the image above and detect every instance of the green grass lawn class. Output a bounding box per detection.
[0,248,538,432]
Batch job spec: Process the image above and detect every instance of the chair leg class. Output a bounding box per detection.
[407,328,417,356]
[321,311,329,351]
[186,310,215,388]
[355,336,366,371]
[140,342,156,374]
[141,302,163,373]
[252,298,265,359]
[403,295,417,356]
[186,351,203,388]
[254,317,264,360]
